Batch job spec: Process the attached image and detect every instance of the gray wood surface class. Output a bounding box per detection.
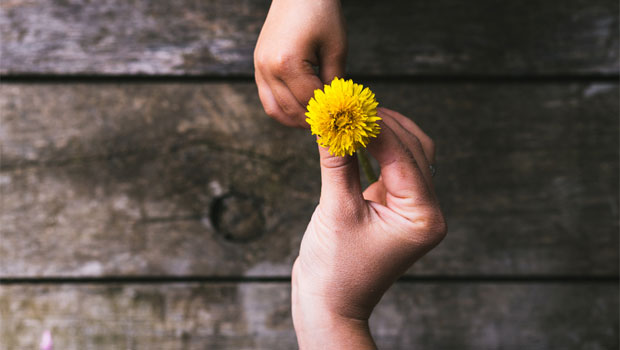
[1,82,617,277]
[2,0,617,348]
[1,283,617,350]
[1,0,617,75]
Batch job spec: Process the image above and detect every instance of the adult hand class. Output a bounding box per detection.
[292,108,447,349]
[254,0,347,128]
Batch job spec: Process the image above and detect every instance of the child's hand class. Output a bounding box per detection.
[292,108,447,349]
[254,0,347,128]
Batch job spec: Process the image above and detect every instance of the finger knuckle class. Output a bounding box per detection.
[320,154,354,170]
[407,210,447,245]
[270,52,295,76]
[423,213,448,245]
[254,50,268,70]
[433,215,448,241]
[263,104,280,119]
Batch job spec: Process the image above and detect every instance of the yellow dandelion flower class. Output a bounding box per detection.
[305,77,381,157]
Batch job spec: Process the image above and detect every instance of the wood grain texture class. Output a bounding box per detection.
[1,0,617,75]
[0,83,318,277]
[1,82,617,277]
[1,283,617,349]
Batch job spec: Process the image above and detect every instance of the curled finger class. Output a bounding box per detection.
[380,111,435,192]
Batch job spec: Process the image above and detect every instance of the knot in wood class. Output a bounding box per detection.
[210,193,265,243]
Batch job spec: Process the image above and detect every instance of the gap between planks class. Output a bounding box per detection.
[1,275,618,285]
[1,74,618,85]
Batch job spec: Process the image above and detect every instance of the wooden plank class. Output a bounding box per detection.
[0,83,318,277]
[1,82,617,277]
[0,283,617,349]
[0,0,617,75]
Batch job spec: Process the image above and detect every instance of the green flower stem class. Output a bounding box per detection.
[358,148,377,184]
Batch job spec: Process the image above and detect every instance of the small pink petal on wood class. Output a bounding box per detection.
[40,330,53,350]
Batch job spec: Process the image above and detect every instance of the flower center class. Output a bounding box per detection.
[330,110,357,132]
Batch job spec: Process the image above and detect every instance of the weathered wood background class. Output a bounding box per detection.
[1,0,618,349]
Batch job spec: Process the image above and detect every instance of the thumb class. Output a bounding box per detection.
[317,144,365,215]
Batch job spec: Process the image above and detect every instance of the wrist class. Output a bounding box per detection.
[292,303,376,350]
[292,272,377,349]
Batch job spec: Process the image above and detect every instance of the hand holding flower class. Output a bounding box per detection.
[293,107,447,349]
[254,0,347,128]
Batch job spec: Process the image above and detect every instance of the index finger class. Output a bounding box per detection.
[378,107,435,164]
[278,65,324,109]
[366,121,435,221]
